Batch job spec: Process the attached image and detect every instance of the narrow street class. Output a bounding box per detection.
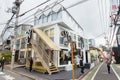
[93,62,118,80]
[0,69,34,80]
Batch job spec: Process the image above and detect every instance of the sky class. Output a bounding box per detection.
[0,0,111,46]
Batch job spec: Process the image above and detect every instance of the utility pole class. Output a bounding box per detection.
[11,0,23,70]
[70,41,75,80]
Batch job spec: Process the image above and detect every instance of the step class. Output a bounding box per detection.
[49,66,56,69]
[49,68,57,71]
[51,70,59,73]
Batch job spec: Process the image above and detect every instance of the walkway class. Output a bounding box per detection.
[93,62,118,80]
[5,64,89,80]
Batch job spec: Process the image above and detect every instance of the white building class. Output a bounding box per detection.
[15,5,90,74]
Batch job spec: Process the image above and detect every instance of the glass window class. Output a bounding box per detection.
[50,28,54,41]
[57,11,62,20]
[34,16,37,25]
[26,51,31,58]
[60,37,64,44]
[20,51,25,58]
[48,14,51,22]
[42,16,48,23]
[21,38,26,49]
[34,16,39,25]
[60,49,69,65]
[45,30,49,36]
[52,12,57,21]
[50,28,54,36]
[39,17,42,24]
[50,37,54,42]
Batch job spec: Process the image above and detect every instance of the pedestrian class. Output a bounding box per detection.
[79,59,84,74]
[106,58,112,74]
[1,57,5,71]
[29,57,33,72]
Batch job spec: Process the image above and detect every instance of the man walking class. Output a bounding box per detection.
[79,59,84,74]
[29,57,33,72]
[106,58,112,74]
[1,57,5,71]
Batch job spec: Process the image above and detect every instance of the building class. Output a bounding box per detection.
[15,5,90,74]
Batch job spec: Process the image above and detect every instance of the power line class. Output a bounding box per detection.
[18,0,51,17]
[20,0,90,26]
[0,0,49,39]
[18,0,64,24]
[1,13,15,40]
[66,0,90,9]
[19,0,64,24]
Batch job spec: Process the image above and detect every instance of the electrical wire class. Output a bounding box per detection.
[19,0,64,24]
[18,0,51,17]
[66,0,90,9]
[20,0,89,30]
[1,13,15,41]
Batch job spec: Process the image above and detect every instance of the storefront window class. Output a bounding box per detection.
[60,49,70,65]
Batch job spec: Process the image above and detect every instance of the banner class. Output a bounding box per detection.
[111,0,118,14]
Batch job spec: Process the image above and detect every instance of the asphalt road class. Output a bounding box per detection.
[94,62,118,80]
[0,69,34,80]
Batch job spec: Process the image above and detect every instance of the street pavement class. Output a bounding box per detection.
[93,62,118,80]
[14,66,88,80]
[6,63,120,80]
[0,69,34,80]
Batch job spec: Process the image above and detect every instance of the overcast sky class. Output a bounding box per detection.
[0,0,111,46]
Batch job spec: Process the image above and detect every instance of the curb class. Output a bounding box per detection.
[78,68,92,80]
[78,63,101,80]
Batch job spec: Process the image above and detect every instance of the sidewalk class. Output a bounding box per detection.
[5,64,89,80]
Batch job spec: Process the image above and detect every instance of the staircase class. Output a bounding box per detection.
[29,28,60,75]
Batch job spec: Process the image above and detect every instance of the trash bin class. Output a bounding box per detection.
[84,63,91,69]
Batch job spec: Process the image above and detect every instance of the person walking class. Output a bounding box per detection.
[106,58,112,74]
[29,57,33,72]
[79,59,84,74]
[1,57,5,71]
